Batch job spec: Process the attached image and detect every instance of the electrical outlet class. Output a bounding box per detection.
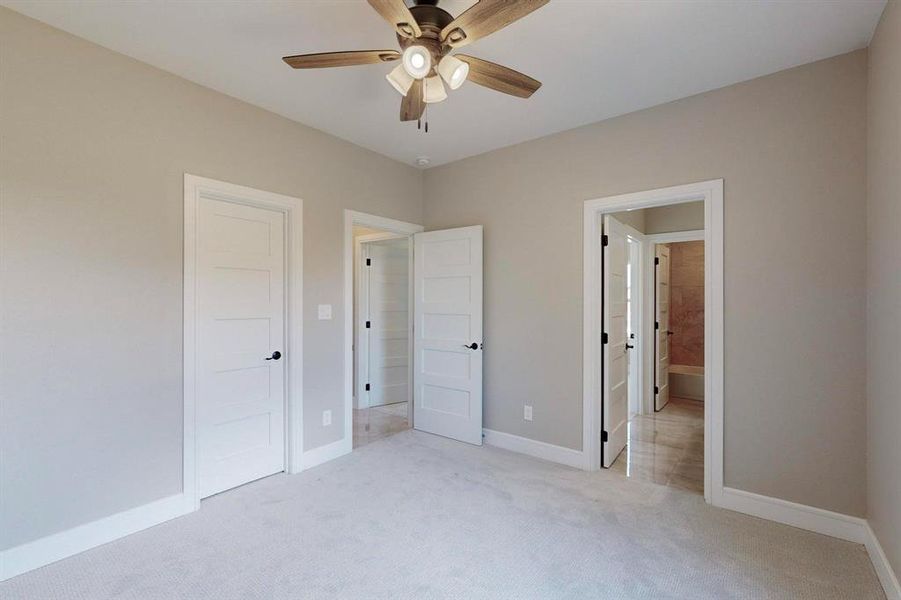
[524,405,533,421]
[322,410,332,426]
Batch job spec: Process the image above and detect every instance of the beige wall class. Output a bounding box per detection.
[644,202,704,234]
[866,0,901,578]
[0,8,422,550]
[610,208,647,233]
[424,51,868,516]
[611,201,704,235]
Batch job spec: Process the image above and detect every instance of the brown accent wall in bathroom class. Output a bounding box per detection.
[669,241,704,367]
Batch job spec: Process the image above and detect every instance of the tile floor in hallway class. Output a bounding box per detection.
[353,401,410,448]
[611,396,705,494]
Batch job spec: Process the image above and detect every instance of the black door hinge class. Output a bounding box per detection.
[602,234,609,247]
[655,321,659,330]
[602,332,609,344]
[655,256,660,265]
[366,258,371,266]
[365,321,371,328]
[601,430,608,443]
[365,383,370,391]
[654,386,659,394]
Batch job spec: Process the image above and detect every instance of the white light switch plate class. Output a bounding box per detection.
[322,410,332,426]
[318,304,332,320]
[524,405,533,421]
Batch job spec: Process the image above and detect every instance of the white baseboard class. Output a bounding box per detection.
[718,487,868,543]
[719,487,901,598]
[863,523,901,600]
[483,428,587,470]
[0,435,355,583]
[0,493,192,583]
[301,437,352,470]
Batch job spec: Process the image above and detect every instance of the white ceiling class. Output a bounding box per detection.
[3,0,886,167]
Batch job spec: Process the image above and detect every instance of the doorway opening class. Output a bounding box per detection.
[583,180,723,504]
[606,211,705,494]
[343,212,485,451]
[353,227,414,448]
[344,212,422,450]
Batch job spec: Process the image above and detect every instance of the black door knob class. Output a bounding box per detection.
[625,343,634,350]
[462,342,479,350]
[265,351,282,361]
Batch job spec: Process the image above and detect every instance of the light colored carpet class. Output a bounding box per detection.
[1,430,884,599]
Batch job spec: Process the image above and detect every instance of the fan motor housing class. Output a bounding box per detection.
[398,3,454,67]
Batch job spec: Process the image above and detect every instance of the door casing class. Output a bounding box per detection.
[583,179,723,506]
[645,230,704,416]
[183,174,304,511]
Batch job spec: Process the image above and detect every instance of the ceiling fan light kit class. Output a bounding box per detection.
[386,64,415,95]
[423,75,447,103]
[283,0,548,130]
[437,54,469,90]
[402,45,432,79]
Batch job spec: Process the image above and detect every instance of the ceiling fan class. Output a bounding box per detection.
[282,0,548,127]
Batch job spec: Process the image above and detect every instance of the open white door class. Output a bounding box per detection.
[602,215,630,467]
[413,226,483,445]
[655,243,671,411]
[364,238,410,408]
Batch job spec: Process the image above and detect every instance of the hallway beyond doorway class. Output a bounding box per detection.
[353,402,409,449]
[611,397,704,494]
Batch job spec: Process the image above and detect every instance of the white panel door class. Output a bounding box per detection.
[197,198,285,498]
[364,238,410,407]
[655,243,672,411]
[602,215,630,468]
[413,226,483,445]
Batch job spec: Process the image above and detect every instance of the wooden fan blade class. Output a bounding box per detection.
[457,55,541,98]
[283,50,399,69]
[441,0,548,48]
[400,80,425,122]
[367,0,422,39]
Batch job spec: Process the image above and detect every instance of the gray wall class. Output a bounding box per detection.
[0,8,422,550]
[611,201,704,235]
[644,202,704,234]
[423,51,868,517]
[867,0,901,578]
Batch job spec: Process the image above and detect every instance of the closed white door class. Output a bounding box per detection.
[602,215,630,468]
[197,198,286,498]
[364,238,410,408]
[655,243,671,411]
[413,226,483,445]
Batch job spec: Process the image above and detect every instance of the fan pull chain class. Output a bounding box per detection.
[415,106,429,133]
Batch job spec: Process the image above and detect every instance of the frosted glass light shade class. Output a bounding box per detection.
[423,75,447,103]
[402,46,431,79]
[438,55,469,90]
[386,64,414,96]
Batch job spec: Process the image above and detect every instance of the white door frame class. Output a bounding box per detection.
[644,229,705,416]
[355,231,409,410]
[183,174,304,511]
[344,210,423,450]
[583,180,723,505]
